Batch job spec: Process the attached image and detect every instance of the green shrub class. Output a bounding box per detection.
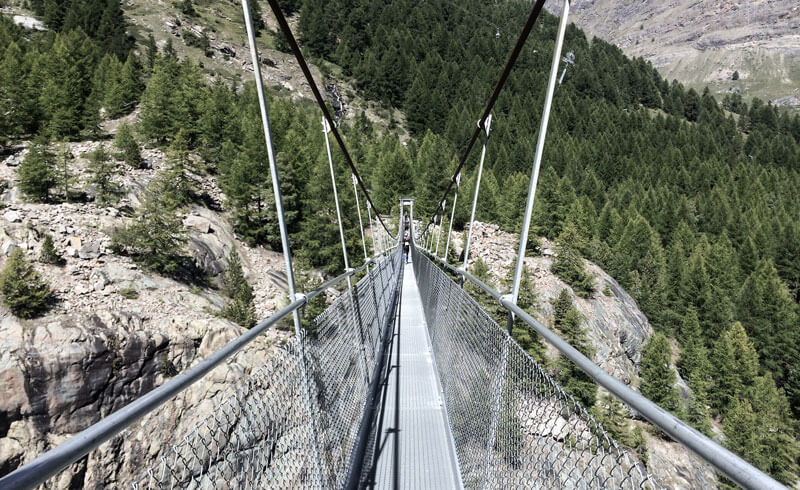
[118,286,139,299]
[39,234,61,264]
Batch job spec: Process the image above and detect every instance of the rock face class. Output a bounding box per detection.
[545,0,800,108]
[0,140,293,487]
[0,309,283,488]
[644,428,719,488]
[455,221,717,487]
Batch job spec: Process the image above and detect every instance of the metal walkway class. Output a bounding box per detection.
[370,260,462,489]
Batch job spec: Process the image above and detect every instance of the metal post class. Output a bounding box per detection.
[435,199,446,257]
[482,337,510,489]
[241,0,323,483]
[322,117,370,384]
[444,174,460,263]
[508,0,570,334]
[352,174,369,265]
[410,200,414,243]
[366,200,378,259]
[463,114,492,271]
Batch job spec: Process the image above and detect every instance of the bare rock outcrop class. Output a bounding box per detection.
[0,307,284,488]
[0,141,292,486]
[545,0,800,108]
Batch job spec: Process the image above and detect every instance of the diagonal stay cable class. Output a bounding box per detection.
[420,0,548,237]
[264,0,396,239]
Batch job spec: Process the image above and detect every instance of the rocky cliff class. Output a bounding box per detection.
[0,140,292,487]
[547,0,800,109]
[453,221,718,488]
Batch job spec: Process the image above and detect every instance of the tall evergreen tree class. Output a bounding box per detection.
[710,322,760,415]
[139,55,180,143]
[87,144,121,204]
[111,173,187,274]
[736,259,800,391]
[0,248,52,318]
[37,29,99,138]
[114,123,144,168]
[552,290,596,407]
[552,222,595,298]
[220,250,256,328]
[505,263,545,363]
[639,332,680,414]
[161,129,195,208]
[18,139,58,202]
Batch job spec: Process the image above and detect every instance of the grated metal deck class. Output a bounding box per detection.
[369,261,462,489]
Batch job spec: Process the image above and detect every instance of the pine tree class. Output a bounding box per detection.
[506,263,545,363]
[179,0,196,16]
[18,139,58,202]
[639,332,680,414]
[710,322,759,415]
[413,130,453,217]
[37,29,98,138]
[736,259,800,390]
[55,142,74,201]
[161,129,195,208]
[105,52,143,117]
[144,34,157,74]
[371,137,414,212]
[39,234,61,265]
[551,290,596,407]
[139,55,180,143]
[110,173,187,274]
[721,398,760,489]
[220,250,256,328]
[86,53,117,123]
[676,307,710,392]
[552,222,595,298]
[1,42,36,141]
[676,308,713,433]
[0,248,52,318]
[745,374,800,484]
[592,392,632,448]
[114,123,144,168]
[87,144,121,204]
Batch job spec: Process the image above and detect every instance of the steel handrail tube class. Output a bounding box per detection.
[305,260,371,301]
[420,247,785,490]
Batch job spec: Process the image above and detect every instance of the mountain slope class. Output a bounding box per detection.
[553,0,800,108]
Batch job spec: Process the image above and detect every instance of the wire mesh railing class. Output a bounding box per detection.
[411,245,659,489]
[0,250,402,490]
[131,250,402,489]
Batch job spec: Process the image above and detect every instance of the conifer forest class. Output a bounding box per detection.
[1,0,799,486]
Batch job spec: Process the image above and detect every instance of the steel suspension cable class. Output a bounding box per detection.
[352,174,370,265]
[263,0,395,239]
[419,0,549,238]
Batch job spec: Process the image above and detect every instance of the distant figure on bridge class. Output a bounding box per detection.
[403,212,410,263]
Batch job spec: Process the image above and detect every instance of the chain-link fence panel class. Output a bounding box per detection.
[411,246,660,489]
[132,250,402,489]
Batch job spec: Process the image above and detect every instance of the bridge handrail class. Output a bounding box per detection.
[0,260,375,490]
[423,249,785,490]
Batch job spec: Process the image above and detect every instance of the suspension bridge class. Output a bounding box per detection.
[0,0,789,488]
